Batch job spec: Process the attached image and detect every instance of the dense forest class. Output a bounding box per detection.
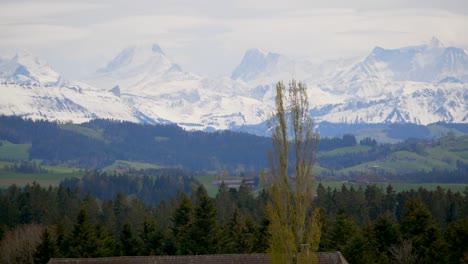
[0,116,361,170]
[0,116,467,182]
[0,173,467,263]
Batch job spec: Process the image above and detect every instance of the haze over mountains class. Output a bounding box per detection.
[0,38,467,134]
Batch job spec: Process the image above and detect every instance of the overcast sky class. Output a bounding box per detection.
[1,0,467,79]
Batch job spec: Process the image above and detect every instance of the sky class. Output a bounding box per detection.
[1,0,468,79]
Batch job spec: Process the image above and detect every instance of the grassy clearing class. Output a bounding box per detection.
[154,136,170,143]
[0,160,14,169]
[0,141,30,161]
[353,128,401,144]
[103,160,163,172]
[319,145,372,157]
[0,170,85,187]
[0,160,85,187]
[195,175,250,197]
[58,123,104,141]
[339,150,456,175]
[195,175,221,197]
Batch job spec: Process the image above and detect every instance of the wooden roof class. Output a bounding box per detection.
[48,252,348,264]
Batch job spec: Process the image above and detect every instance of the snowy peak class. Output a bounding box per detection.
[0,52,61,85]
[97,44,171,75]
[363,39,468,83]
[89,43,190,91]
[151,44,165,55]
[322,38,468,96]
[231,48,315,83]
[428,37,444,48]
[231,48,269,81]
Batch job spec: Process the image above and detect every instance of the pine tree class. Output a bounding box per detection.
[372,214,400,255]
[94,223,116,257]
[34,228,58,264]
[67,209,97,257]
[445,218,468,264]
[171,193,194,255]
[400,198,448,263]
[190,185,219,254]
[215,182,236,224]
[139,217,164,255]
[118,222,139,256]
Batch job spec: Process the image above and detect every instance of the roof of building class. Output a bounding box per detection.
[48,252,348,264]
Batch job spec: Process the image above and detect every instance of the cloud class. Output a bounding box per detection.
[0,1,467,79]
[0,1,106,24]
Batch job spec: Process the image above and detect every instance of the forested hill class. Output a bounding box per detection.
[0,116,270,170]
[0,116,467,180]
[0,116,360,171]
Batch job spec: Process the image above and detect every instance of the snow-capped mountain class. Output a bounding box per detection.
[87,44,271,130]
[231,48,317,85]
[319,38,468,97]
[231,38,467,125]
[309,38,468,124]
[0,51,62,85]
[0,38,466,133]
[0,52,144,123]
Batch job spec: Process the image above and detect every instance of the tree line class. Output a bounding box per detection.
[0,177,466,263]
[0,115,365,172]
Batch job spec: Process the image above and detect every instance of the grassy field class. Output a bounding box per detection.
[0,160,85,187]
[338,150,456,175]
[58,123,104,141]
[324,136,468,176]
[0,172,85,187]
[319,145,372,157]
[0,141,30,161]
[103,160,163,172]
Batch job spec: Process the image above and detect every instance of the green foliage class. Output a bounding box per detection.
[65,209,95,257]
[34,228,58,264]
[118,223,140,256]
[102,160,162,172]
[372,214,400,254]
[0,115,467,183]
[58,123,104,141]
[445,218,468,264]
[190,185,219,254]
[139,218,164,255]
[0,140,30,161]
[400,198,449,263]
[0,177,467,262]
[266,80,321,264]
[171,193,194,255]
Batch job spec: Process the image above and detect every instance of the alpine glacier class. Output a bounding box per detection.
[0,38,466,132]
[0,52,143,123]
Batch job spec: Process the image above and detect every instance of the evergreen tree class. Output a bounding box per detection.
[139,217,164,255]
[400,198,448,263]
[94,223,116,257]
[190,185,219,254]
[445,218,468,264]
[372,214,400,256]
[171,193,194,255]
[220,208,256,254]
[67,209,97,257]
[34,228,58,264]
[329,211,359,252]
[118,222,139,256]
[214,182,236,224]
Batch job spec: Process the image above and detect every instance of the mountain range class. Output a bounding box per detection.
[0,37,466,134]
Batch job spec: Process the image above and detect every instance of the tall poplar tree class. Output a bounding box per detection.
[265,80,322,264]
